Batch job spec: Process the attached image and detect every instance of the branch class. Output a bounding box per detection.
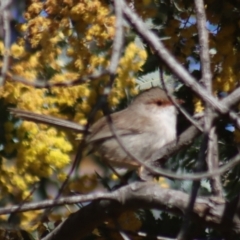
[35,182,240,240]
[9,71,107,88]
[0,182,238,239]
[108,0,124,75]
[194,0,212,89]
[207,127,223,196]
[194,0,223,198]
[0,0,11,86]
[9,108,88,132]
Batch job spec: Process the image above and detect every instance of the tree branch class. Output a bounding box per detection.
[37,182,240,240]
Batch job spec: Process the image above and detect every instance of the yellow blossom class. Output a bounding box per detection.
[46,149,70,169]
[11,43,25,58]
[27,2,43,15]
[194,98,204,113]
[0,41,4,55]
[20,210,42,231]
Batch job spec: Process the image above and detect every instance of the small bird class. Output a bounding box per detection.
[10,88,177,172]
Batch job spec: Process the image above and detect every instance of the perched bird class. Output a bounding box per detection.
[10,88,177,172]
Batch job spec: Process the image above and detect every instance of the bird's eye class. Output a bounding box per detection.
[156,101,162,106]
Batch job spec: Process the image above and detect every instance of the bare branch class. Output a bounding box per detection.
[0,0,11,12]
[0,182,231,240]
[0,0,12,86]
[108,0,124,75]
[194,0,212,90]
[194,0,223,198]
[9,108,88,132]
[40,182,240,240]
[207,127,223,197]
[9,71,108,88]
[0,182,237,239]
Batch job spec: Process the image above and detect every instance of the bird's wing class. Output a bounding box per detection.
[87,109,149,143]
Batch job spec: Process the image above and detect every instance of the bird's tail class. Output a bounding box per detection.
[9,108,88,133]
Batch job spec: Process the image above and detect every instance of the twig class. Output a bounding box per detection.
[108,0,124,76]
[194,0,223,198]
[0,0,12,86]
[177,134,208,240]
[178,1,212,239]
[38,129,90,222]
[9,71,108,88]
[101,0,124,95]
[207,127,223,196]
[0,0,11,12]
[194,0,212,90]
[9,108,88,133]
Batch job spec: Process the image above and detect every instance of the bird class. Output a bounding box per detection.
[10,87,177,173]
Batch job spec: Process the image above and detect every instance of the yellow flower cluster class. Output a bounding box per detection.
[193,98,204,114]
[0,0,148,202]
[108,42,147,106]
[16,122,72,178]
[19,210,42,232]
[0,158,39,199]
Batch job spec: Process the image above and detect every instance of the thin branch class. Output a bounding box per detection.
[9,71,108,88]
[101,0,124,98]
[0,0,12,86]
[223,87,240,108]
[194,0,212,90]
[9,108,88,132]
[108,0,124,75]
[207,127,223,197]
[178,133,208,240]
[0,0,11,12]
[38,130,89,222]
[194,0,223,198]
